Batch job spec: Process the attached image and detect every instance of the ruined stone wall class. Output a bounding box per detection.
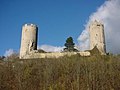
[20,24,38,59]
[89,20,106,54]
[21,51,90,59]
[19,21,106,59]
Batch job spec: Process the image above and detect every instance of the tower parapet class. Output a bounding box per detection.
[89,20,106,54]
[23,23,37,27]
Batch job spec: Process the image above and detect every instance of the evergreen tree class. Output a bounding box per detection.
[64,37,78,52]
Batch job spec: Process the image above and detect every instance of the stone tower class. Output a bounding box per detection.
[20,24,38,59]
[89,20,106,54]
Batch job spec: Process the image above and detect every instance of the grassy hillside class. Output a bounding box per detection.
[0,55,120,90]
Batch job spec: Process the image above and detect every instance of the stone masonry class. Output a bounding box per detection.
[89,20,106,54]
[19,21,106,59]
[19,24,38,59]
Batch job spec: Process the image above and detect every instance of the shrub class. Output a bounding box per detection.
[0,55,120,90]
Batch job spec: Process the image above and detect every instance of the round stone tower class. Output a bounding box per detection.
[20,24,38,59]
[89,20,106,54]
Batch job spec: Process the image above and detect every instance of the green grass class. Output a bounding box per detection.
[0,55,120,90]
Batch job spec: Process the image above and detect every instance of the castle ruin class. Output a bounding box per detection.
[89,20,106,54]
[20,24,38,59]
[19,20,106,59]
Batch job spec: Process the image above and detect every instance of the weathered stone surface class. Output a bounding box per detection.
[89,20,106,54]
[19,21,106,59]
[22,51,90,59]
[19,24,38,59]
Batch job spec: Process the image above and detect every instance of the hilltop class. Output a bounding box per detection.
[0,54,120,90]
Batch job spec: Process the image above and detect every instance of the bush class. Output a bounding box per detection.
[0,55,120,90]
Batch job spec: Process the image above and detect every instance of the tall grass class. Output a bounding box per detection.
[0,55,120,90]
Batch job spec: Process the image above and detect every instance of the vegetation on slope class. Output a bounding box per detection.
[0,55,120,90]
